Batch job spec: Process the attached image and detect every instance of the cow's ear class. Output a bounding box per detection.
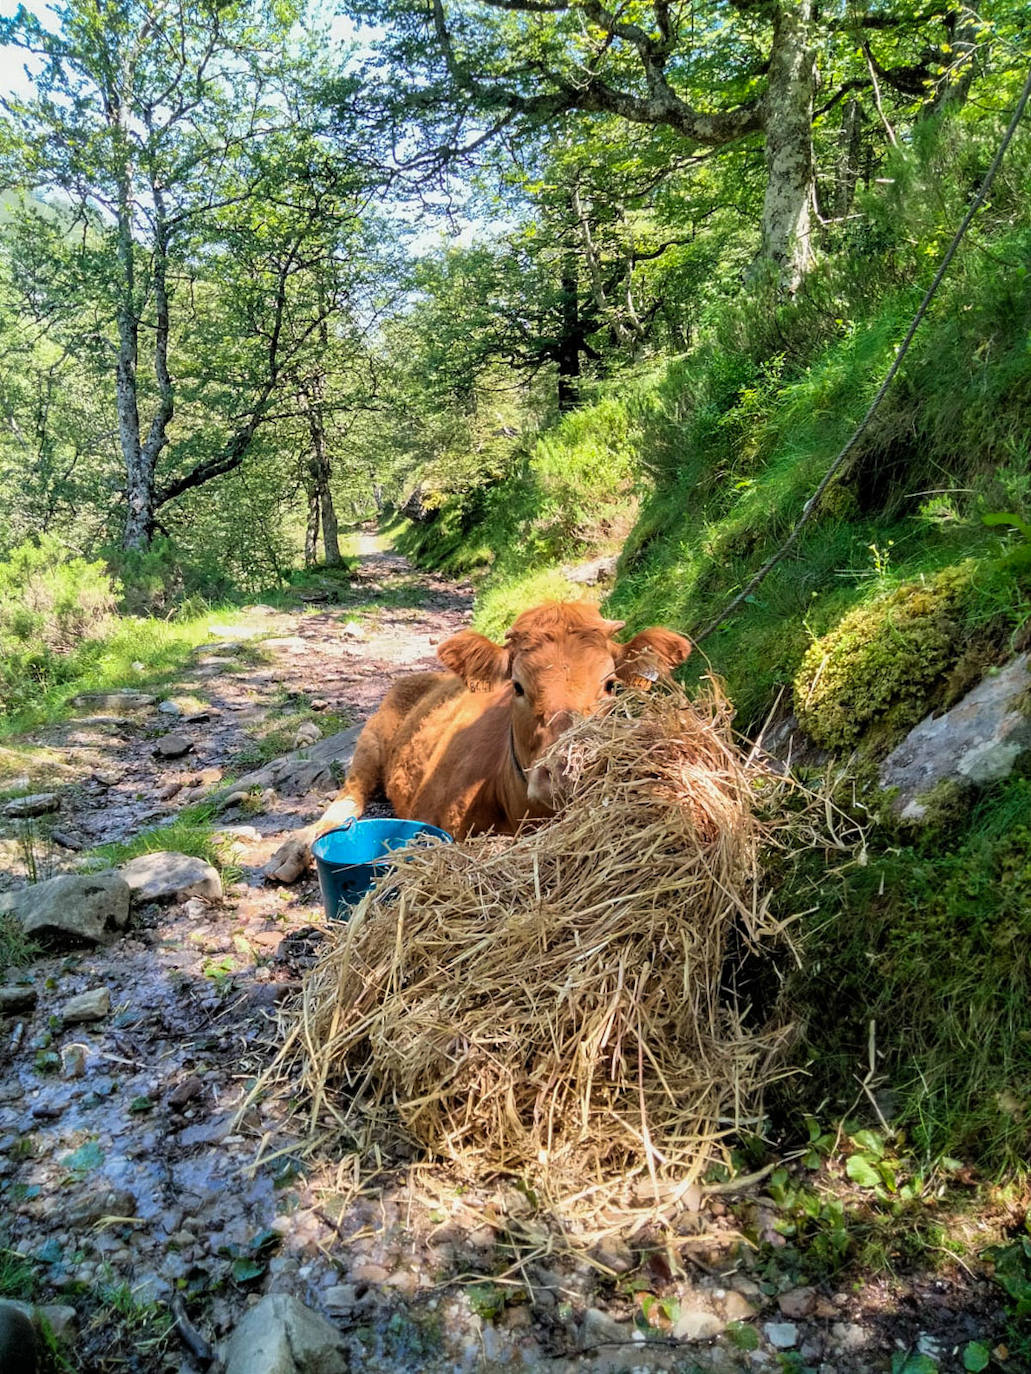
[438,630,511,689]
[614,628,691,684]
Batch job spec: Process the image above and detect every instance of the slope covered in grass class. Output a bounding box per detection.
[398,128,1031,1171]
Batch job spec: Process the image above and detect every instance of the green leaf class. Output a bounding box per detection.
[231,1257,267,1284]
[891,1355,939,1374]
[846,1154,882,1188]
[982,511,1031,539]
[61,1139,104,1175]
[849,1129,885,1158]
[962,1341,991,1371]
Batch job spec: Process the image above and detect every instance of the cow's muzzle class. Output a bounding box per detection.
[526,757,572,809]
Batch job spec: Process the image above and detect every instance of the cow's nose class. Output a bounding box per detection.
[549,710,575,737]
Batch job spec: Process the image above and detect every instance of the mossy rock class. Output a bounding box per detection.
[793,562,977,751]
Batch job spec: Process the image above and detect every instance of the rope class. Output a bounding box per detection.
[692,62,1031,645]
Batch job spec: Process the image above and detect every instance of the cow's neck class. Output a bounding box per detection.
[497,715,554,828]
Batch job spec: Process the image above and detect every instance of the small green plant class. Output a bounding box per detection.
[983,512,1031,570]
[961,1341,991,1372]
[891,1353,939,1374]
[0,1244,38,1301]
[202,955,236,994]
[0,914,41,975]
[14,817,56,884]
[96,1279,176,1358]
[218,1227,281,1285]
[984,1215,1031,1366]
[465,1281,508,1320]
[867,539,894,578]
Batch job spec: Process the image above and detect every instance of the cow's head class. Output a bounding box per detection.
[437,602,691,809]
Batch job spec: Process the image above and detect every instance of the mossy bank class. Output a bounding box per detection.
[394,129,1031,1175]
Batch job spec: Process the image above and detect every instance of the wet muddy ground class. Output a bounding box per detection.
[0,541,1015,1373]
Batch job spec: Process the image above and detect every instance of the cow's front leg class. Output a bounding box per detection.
[263,715,388,884]
[262,792,363,885]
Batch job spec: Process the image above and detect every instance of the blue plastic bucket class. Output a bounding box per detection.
[311,818,453,921]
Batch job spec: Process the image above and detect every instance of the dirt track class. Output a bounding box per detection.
[0,541,1009,1373]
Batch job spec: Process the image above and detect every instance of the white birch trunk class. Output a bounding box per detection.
[760,0,817,292]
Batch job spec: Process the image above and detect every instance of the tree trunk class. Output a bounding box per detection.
[932,6,979,114]
[120,137,176,549]
[304,482,321,567]
[556,252,581,411]
[760,0,817,291]
[114,153,150,550]
[320,486,341,566]
[834,97,862,220]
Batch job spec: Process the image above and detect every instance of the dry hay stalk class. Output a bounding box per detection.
[273,683,797,1204]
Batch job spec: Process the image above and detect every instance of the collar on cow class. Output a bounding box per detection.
[509,722,528,783]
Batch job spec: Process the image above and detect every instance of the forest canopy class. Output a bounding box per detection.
[0,0,1028,587]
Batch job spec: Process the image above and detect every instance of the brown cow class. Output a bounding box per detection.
[265,602,689,879]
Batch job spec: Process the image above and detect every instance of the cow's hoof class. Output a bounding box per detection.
[263,838,312,884]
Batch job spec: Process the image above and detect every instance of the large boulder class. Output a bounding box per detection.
[221,724,362,801]
[119,851,222,903]
[222,1295,348,1374]
[880,653,1031,822]
[562,553,619,586]
[0,1300,38,1374]
[0,873,130,945]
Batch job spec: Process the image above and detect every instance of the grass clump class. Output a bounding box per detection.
[786,775,1031,1170]
[87,802,230,876]
[0,914,41,978]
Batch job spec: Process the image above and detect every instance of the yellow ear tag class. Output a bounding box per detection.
[468,680,495,694]
[628,666,659,692]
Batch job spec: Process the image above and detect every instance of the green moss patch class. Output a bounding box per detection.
[793,562,977,751]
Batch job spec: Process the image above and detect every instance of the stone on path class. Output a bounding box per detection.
[764,1321,799,1349]
[0,986,37,1015]
[0,873,130,945]
[157,700,182,717]
[262,636,309,653]
[209,624,263,638]
[880,653,1031,821]
[61,987,111,1024]
[222,1294,348,1374]
[120,851,222,903]
[223,724,362,801]
[154,732,194,759]
[2,792,59,819]
[71,690,156,710]
[671,1308,724,1342]
[778,1286,817,1319]
[0,1299,38,1374]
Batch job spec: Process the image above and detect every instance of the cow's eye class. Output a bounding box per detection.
[604,678,618,695]
[512,681,525,698]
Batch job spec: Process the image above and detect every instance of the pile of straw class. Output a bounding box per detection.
[275,684,795,1202]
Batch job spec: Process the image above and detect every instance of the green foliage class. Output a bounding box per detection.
[985,1217,1031,1365]
[0,537,118,715]
[0,537,116,651]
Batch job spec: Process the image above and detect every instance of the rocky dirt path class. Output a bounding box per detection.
[0,540,1010,1374]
